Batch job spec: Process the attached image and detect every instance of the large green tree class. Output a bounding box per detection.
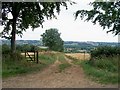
[75,1,120,35]
[1,2,73,53]
[41,28,64,52]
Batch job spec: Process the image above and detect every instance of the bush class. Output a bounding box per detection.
[91,56,118,72]
[2,50,24,62]
[16,44,39,52]
[91,46,120,58]
[81,60,119,84]
[2,44,11,54]
[89,46,119,73]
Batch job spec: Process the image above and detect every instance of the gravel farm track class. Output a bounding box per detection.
[2,53,118,88]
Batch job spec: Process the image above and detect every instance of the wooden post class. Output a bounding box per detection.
[36,51,38,64]
[34,51,35,61]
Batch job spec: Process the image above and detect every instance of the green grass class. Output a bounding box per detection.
[2,60,48,78]
[66,54,119,84]
[59,63,71,72]
[55,53,71,72]
[2,52,58,78]
[65,55,81,65]
[81,60,119,84]
[90,56,119,73]
[39,53,56,65]
[57,53,67,63]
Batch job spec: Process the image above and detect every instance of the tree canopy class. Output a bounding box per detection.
[41,28,64,52]
[1,2,72,53]
[1,2,70,39]
[75,1,120,35]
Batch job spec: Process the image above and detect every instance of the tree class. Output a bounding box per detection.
[1,2,73,54]
[75,1,120,35]
[41,28,64,52]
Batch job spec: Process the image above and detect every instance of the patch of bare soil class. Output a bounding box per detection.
[2,57,118,88]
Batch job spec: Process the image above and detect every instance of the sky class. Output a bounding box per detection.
[0,1,118,42]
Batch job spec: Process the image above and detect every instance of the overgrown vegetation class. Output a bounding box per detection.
[2,44,58,78]
[90,46,119,74]
[57,53,66,63]
[38,52,57,65]
[16,44,40,52]
[66,46,119,84]
[59,63,71,72]
[86,46,119,84]
[91,46,120,58]
[81,60,119,84]
[53,52,71,72]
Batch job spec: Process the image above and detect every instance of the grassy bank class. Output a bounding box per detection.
[81,61,119,84]
[66,55,119,84]
[2,52,58,78]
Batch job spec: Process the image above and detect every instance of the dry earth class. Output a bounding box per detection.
[2,55,118,88]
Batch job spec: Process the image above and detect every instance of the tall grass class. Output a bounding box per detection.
[66,52,119,84]
[89,56,118,73]
[38,52,57,65]
[81,58,119,84]
[82,46,120,84]
[57,53,67,63]
[2,52,58,78]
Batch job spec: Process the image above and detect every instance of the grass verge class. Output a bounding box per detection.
[81,60,119,84]
[66,55,119,84]
[2,52,57,78]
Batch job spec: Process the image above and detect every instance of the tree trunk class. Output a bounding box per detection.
[11,18,16,54]
[11,3,18,55]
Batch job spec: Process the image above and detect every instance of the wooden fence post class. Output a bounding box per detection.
[36,51,38,64]
[34,51,35,61]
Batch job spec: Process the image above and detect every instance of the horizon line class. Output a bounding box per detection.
[0,39,118,43]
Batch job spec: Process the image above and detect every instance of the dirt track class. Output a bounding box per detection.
[2,57,118,88]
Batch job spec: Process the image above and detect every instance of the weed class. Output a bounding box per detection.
[66,54,119,84]
[2,52,58,78]
[59,63,71,72]
[81,60,119,84]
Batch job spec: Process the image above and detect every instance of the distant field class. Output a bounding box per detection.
[65,53,90,60]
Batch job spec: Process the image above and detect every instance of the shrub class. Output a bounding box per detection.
[89,46,119,73]
[16,44,39,52]
[2,50,24,62]
[2,44,11,54]
[91,46,120,58]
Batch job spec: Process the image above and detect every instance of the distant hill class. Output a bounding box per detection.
[1,40,118,46]
[1,40,119,52]
[64,41,118,47]
[64,41,119,52]
[1,40,42,46]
